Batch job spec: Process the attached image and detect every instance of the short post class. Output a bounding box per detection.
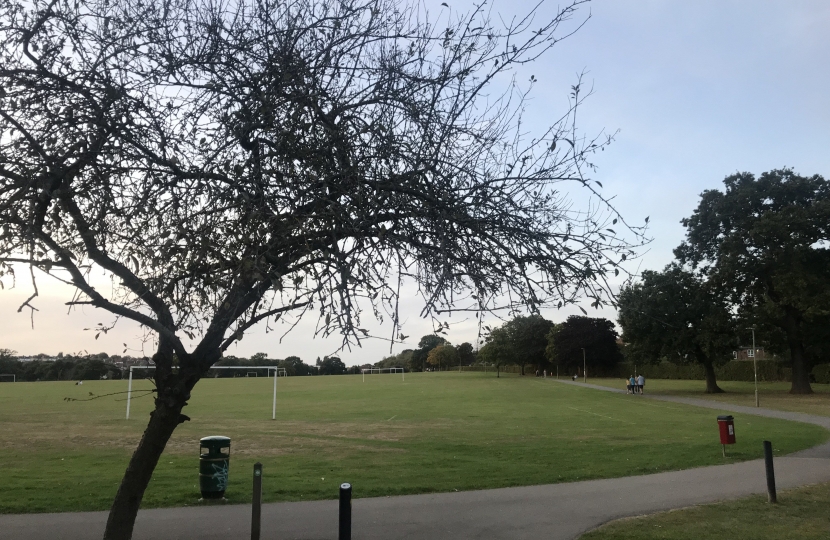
[272,370,277,420]
[126,367,133,420]
[251,463,263,540]
[763,441,777,503]
[339,482,352,540]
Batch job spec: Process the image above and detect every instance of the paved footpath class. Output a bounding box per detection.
[3,381,829,540]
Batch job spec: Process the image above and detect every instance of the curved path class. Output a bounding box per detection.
[3,380,829,540]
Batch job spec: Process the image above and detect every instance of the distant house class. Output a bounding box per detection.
[733,347,772,361]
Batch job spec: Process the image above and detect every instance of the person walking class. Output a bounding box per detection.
[637,374,645,395]
[629,375,636,395]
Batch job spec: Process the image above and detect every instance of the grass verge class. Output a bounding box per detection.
[579,482,830,539]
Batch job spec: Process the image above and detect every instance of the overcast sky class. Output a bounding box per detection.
[3,0,829,364]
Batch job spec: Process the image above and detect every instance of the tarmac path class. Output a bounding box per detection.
[3,379,829,540]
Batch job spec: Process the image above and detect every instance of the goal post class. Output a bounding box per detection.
[126,365,284,420]
[0,374,15,382]
[361,366,405,382]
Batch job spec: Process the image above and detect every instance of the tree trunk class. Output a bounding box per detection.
[103,394,189,539]
[784,311,813,394]
[702,361,724,394]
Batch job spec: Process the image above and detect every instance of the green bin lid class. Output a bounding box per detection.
[200,436,231,445]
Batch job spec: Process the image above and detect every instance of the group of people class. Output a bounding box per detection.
[626,374,645,394]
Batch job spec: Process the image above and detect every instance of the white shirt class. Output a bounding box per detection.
[637,375,645,385]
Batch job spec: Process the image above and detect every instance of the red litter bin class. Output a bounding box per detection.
[717,415,736,456]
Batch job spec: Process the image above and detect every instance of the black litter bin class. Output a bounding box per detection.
[199,436,231,499]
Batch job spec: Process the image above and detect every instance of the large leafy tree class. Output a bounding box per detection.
[279,355,312,376]
[546,315,622,375]
[411,334,449,371]
[506,314,554,374]
[427,343,458,369]
[675,170,830,394]
[457,342,476,366]
[477,325,511,376]
[0,0,642,537]
[617,265,736,393]
[319,355,346,375]
[480,314,553,374]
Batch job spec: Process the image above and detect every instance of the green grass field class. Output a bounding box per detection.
[587,378,830,417]
[580,482,830,539]
[0,372,826,514]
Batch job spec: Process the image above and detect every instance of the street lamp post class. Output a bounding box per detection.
[750,327,759,407]
[581,348,586,383]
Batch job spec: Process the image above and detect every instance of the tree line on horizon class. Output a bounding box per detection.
[370,315,623,376]
[0,348,354,380]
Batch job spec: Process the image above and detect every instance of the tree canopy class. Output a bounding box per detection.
[456,342,476,367]
[411,334,449,371]
[479,314,553,374]
[0,0,642,536]
[545,316,621,375]
[319,355,346,375]
[675,170,830,394]
[427,343,458,369]
[617,265,735,393]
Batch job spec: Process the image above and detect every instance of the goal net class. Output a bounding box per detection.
[125,365,284,420]
[0,374,15,382]
[361,366,405,381]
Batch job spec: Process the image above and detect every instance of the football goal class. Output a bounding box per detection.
[125,365,285,420]
[0,374,15,382]
[361,366,405,382]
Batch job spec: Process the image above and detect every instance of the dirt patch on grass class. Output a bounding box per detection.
[0,417,434,456]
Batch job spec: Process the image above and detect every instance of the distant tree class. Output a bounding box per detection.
[675,170,830,394]
[457,343,476,367]
[412,335,450,372]
[0,0,644,535]
[546,316,622,375]
[617,265,736,393]
[477,328,510,377]
[280,356,311,376]
[418,335,449,351]
[427,344,458,370]
[481,315,553,375]
[250,352,269,363]
[375,349,412,369]
[71,358,109,380]
[319,356,347,375]
[507,315,554,374]
[0,348,18,377]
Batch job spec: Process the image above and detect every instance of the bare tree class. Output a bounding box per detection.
[0,0,645,537]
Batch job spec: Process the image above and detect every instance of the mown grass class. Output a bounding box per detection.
[587,378,830,417]
[0,372,826,513]
[580,482,830,539]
